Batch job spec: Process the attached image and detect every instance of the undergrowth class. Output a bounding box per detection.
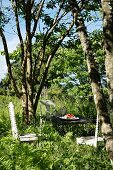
[0,95,112,170]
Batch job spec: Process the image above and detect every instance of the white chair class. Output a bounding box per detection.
[76,113,104,147]
[8,102,38,142]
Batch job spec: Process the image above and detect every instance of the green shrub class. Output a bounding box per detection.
[0,96,112,170]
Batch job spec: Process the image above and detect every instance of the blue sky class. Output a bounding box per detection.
[0,0,26,81]
[0,34,21,80]
[0,29,25,81]
[0,1,102,81]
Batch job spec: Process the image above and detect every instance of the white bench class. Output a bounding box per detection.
[8,102,38,142]
[76,113,104,147]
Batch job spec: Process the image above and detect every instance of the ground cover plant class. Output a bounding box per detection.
[0,95,113,170]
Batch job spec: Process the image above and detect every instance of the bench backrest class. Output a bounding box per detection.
[8,102,19,139]
[94,113,99,147]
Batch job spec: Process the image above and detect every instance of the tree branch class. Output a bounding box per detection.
[33,18,75,112]
[12,0,24,60]
[32,50,41,83]
[32,1,68,85]
[31,0,45,38]
[12,0,27,101]
[0,29,20,98]
[32,2,69,82]
[45,2,68,39]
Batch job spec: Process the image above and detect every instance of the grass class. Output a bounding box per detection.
[0,95,113,170]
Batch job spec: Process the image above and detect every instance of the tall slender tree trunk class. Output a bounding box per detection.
[76,17,113,165]
[69,0,113,163]
[25,1,34,123]
[101,0,113,116]
[26,41,34,123]
[21,45,34,124]
[21,88,28,124]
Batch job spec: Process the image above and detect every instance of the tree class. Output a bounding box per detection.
[101,0,113,115]
[68,0,113,164]
[0,0,75,124]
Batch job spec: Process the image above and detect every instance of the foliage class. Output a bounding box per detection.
[0,134,112,170]
[0,30,104,124]
[90,30,107,88]
[0,10,9,29]
[0,96,112,170]
[0,0,77,123]
[0,30,104,96]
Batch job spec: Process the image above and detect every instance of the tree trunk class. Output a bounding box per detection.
[21,90,28,125]
[69,0,113,163]
[26,45,34,123]
[101,0,113,115]
[1,0,75,125]
[25,1,34,123]
[77,17,113,165]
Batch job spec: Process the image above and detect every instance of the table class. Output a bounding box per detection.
[51,115,96,136]
[51,116,96,125]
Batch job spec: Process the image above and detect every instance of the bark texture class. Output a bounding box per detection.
[101,0,113,163]
[25,0,34,123]
[69,0,113,164]
[101,0,113,115]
